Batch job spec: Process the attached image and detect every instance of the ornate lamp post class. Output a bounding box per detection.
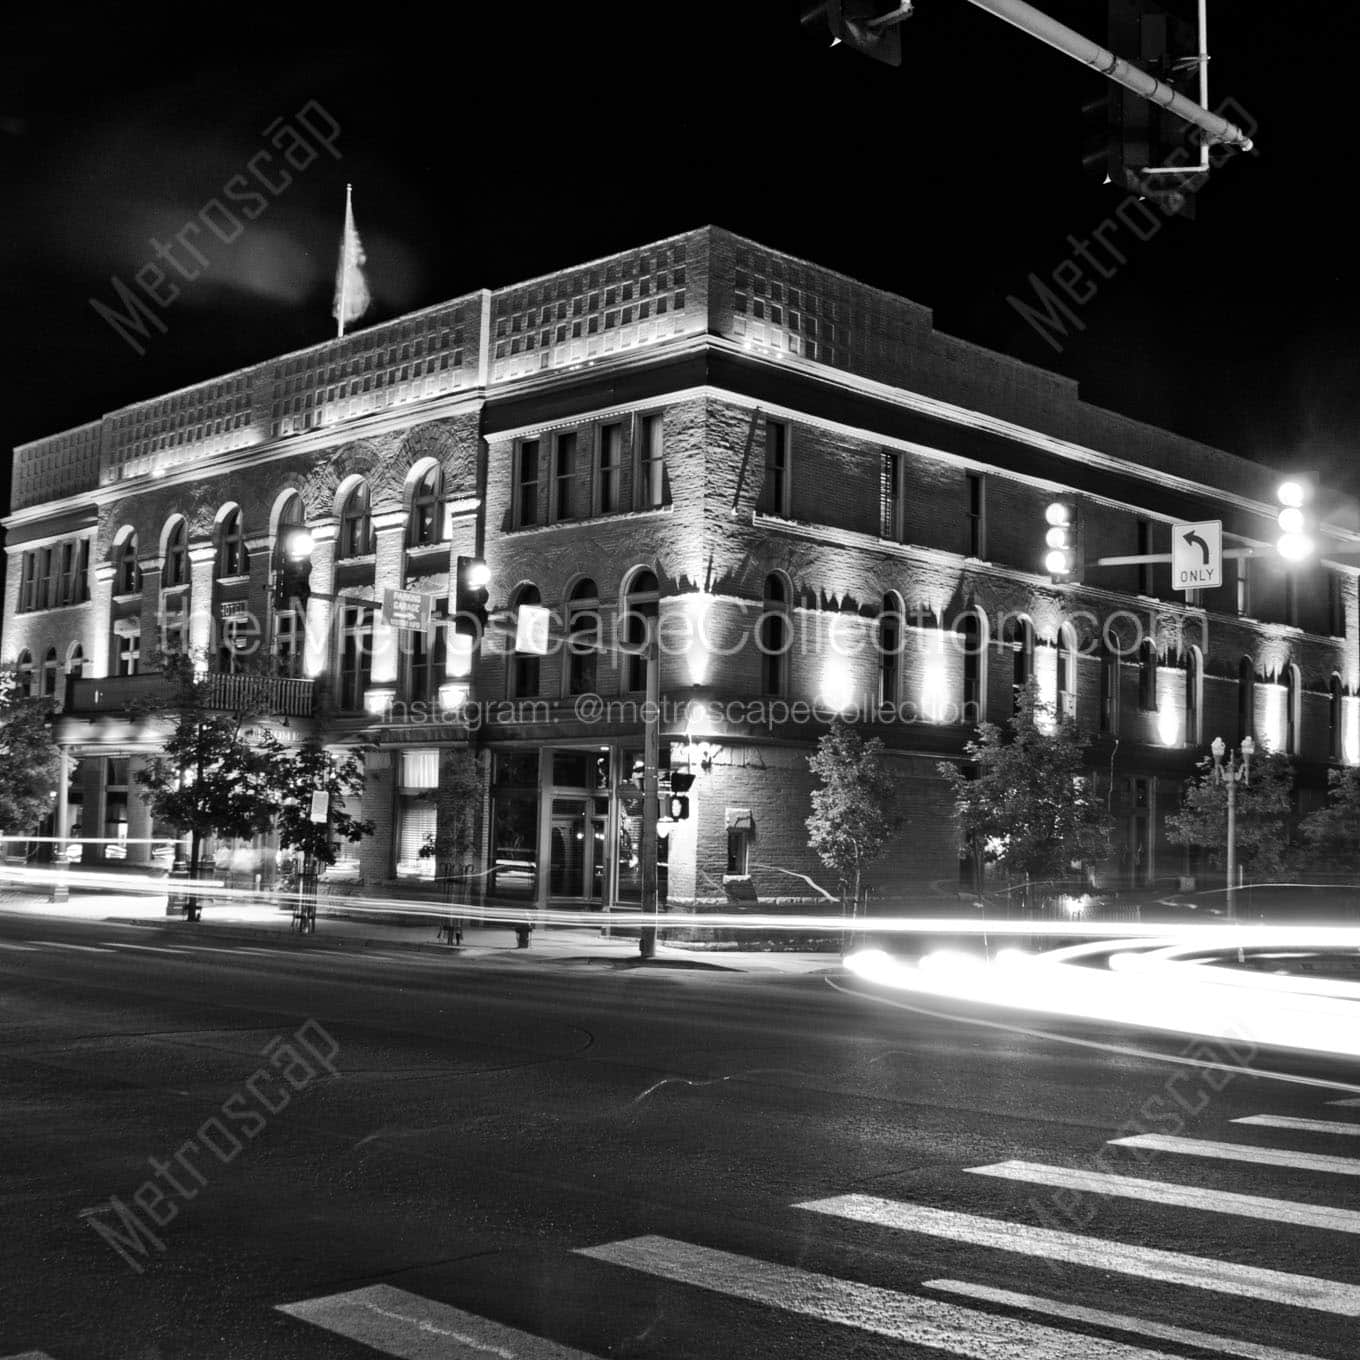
[1210,734,1254,919]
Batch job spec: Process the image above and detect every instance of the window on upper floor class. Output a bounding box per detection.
[66,644,84,682]
[1138,640,1158,712]
[41,646,59,699]
[218,509,248,578]
[273,610,304,679]
[163,520,188,588]
[116,624,141,677]
[1235,556,1252,617]
[967,473,986,558]
[961,608,986,722]
[567,579,600,696]
[1184,648,1201,747]
[515,439,540,528]
[1005,617,1034,711]
[620,569,659,693]
[635,413,666,511]
[760,574,790,697]
[407,465,444,548]
[339,605,374,710]
[509,584,542,699]
[878,595,903,707]
[1330,674,1344,762]
[402,624,446,704]
[1238,656,1256,743]
[15,649,34,698]
[1284,664,1300,755]
[880,451,902,540]
[115,535,140,594]
[339,482,373,558]
[554,432,579,522]
[597,424,622,515]
[1057,626,1077,720]
[758,419,789,517]
[1100,645,1120,736]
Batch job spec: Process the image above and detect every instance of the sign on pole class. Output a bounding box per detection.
[383,588,430,630]
[309,791,330,824]
[515,603,552,655]
[1172,519,1223,592]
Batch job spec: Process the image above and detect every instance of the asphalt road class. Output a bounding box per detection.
[1,910,1358,1360]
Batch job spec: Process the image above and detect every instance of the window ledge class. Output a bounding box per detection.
[112,592,142,605]
[335,553,377,567]
[506,505,673,537]
[215,574,251,587]
[722,874,752,885]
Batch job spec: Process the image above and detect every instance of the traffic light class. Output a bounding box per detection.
[667,771,695,821]
[454,556,490,637]
[1276,481,1314,563]
[1044,502,1075,579]
[810,0,905,66]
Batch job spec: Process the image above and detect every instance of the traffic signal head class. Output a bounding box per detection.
[667,795,690,821]
[1276,481,1314,563]
[1044,502,1074,578]
[818,0,904,66]
[454,556,490,637]
[669,772,695,795]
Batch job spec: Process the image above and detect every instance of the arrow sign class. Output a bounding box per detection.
[1172,519,1223,592]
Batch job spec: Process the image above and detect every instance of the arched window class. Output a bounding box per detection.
[41,646,59,698]
[1100,643,1120,736]
[760,574,790,696]
[15,649,34,698]
[1285,664,1300,755]
[567,579,599,696]
[879,594,904,707]
[115,534,140,594]
[1184,647,1201,747]
[1004,616,1033,709]
[1138,640,1158,712]
[621,569,659,693]
[960,606,986,723]
[510,584,542,698]
[163,519,188,588]
[1057,625,1078,719]
[1238,656,1256,743]
[339,482,373,558]
[67,643,84,679]
[407,465,444,547]
[217,508,248,577]
[1330,674,1344,762]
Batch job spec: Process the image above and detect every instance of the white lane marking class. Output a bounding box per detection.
[795,1195,1360,1316]
[1110,1134,1360,1177]
[278,1283,601,1358]
[1235,1115,1360,1136]
[578,1235,1190,1358]
[967,1160,1360,1234]
[1,1351,62,1359]
[0,941,38,951]
[107,943,184,954]
[923,1279,1330,1360]
[1332,1098,1360,1107]
[30,941,113,953]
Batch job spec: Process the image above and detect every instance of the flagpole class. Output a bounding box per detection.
[337,183,351,339]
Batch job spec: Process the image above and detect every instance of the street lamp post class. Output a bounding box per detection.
[1209,734,1254,920]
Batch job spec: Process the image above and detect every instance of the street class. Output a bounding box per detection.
[1,911,1358,1359]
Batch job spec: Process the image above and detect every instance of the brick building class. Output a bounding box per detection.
[5,226,1358,909]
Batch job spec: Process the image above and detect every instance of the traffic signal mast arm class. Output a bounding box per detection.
[1094,548,1254,566]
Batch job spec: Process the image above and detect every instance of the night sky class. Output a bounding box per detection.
[4,2,1358,513]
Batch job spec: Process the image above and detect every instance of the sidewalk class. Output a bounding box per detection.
[0,891,840,975]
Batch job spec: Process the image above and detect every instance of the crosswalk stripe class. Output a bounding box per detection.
[966,1160,1360,1234]
[1234,1116,1360,1136]
[796,1195,1360,1315]
[579,1235,1196,1357]
[30,941,113,953]
[1110,1133,1360,1177]
[923,1279,1329,1360]
[278,1283,601,1358]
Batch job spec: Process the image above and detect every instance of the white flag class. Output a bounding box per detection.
[332,184,370,336]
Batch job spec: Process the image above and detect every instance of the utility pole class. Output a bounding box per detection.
[639,623,660,959]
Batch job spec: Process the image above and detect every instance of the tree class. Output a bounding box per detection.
[0,672,60,835]
[1165,748,1295,881]
[134,661,278,901]
[806,717,901,914]
[267,740,374,869]
[1298,766,1360,873]
[419,748,481,889]
[937,678,1112,904]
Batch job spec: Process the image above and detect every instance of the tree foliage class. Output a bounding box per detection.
[1298,766,1360,872]
[267,740,374,868]
[420,748,481,879]
[1165,748,1294,879]
[936,678,1112,894]
[0,672,60,835]
[806,717,902,908]
[134,665,278,874]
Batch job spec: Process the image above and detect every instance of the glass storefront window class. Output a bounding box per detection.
[491,791,538,899]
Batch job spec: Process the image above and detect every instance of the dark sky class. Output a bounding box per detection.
[4,2,1358,509]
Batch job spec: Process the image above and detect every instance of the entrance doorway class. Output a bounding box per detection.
[550,796,604,903]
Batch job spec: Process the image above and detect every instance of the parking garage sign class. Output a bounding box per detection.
[1172,519,1222,592]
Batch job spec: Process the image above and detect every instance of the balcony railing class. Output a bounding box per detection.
[68,672,315,718]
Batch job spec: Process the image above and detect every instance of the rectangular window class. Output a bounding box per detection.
[759,419,789,516]
[966,473,986,557]
[37,547,55,611]
[18,552,36,612]
[58,543,75,605]
[1235,555,1252,617]
[339,605,374,710]
[516,439,539,527]
[554,432,577,521]
[117,627,141,677]
[274,610,303,678]
[597,423,622,514]
[395,795,437,878]
[880,451,901,540]
[636,413,665,510]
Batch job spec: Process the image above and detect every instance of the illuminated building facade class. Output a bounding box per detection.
[5,226,1358,908]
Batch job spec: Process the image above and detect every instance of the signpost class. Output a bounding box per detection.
[1171,519,1223,593]
[382,588,430,630]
